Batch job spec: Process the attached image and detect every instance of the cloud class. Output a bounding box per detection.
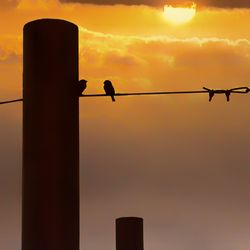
[205,0,250,8]
[16,0,60,10]
[166,0,250,8]
[0,52,20,64]
[60,0,250,8]
[0,36,22,64]
[60,0,163,6]
[0,0,19,8]
[79,27,250,92]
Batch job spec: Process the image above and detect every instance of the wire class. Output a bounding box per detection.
[0,99,23,105]
[80,87,250,102]
[1,87,249,105]
[80,90,207,97]
[202,87,249,102]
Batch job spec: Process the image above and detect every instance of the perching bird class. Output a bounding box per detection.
[104,80,116,102]
[78,79,87,96]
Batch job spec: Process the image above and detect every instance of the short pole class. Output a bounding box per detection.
[116,217,144,250]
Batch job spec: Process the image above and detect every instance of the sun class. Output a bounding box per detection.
[163,2,197,25]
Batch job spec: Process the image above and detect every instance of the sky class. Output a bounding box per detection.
[1,0,250,250]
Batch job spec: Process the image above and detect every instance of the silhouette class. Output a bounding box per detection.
[116,217,143,250]
[203,87,236,102]
[104,80,116,102]
[23,19,79,250]
[78,79,87,96]
[225,89,231,102]
[203,87,215,102]
[208,90,214,102]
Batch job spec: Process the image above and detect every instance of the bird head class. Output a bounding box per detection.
[104,80,112,85]
[79,79,87,83]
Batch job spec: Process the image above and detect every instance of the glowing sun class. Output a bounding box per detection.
[164,3,197,25]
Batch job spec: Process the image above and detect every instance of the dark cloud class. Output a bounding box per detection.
[60,0,163,6]
[60,0,250,8]
[204,0,250,8]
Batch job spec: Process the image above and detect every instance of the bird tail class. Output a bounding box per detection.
[111,95,115,102]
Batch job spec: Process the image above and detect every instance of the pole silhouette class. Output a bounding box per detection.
[22,19,79,250]
[116,217,144,250]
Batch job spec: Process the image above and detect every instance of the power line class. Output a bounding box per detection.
[79,86,250,102]
[80,90,207,97]
[0,99,23,105]
[1,87,249,105]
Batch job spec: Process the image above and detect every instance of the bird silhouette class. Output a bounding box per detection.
[104,80,116,102]
[78,79,87,96]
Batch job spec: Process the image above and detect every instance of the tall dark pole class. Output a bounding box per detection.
[22,19,79,250]
[116,217,144,250]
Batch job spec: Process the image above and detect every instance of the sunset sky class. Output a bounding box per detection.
[1,0,250,250]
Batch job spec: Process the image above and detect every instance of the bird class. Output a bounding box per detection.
[78,79,87,96]
[103,80,116,102]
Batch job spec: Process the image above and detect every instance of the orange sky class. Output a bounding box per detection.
[1,0,250,98]
[1,1,250,250]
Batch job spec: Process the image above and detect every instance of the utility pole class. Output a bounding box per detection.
[22,19,79,250]
[116,217,144,250]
